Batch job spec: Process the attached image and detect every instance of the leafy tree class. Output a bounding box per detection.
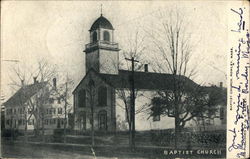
[149,85,226,146]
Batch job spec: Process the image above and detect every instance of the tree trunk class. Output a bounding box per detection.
[91,104,95,147]
[91,116,95,147]
[63,80,68,143]
[63,102,67,143]
[128,120,132,148]
[174,114,180,148]
[174,79,180,148]
[24,120,28,143]
[202,116,206,131]
[42,118,45,142]
[63,113,67,143]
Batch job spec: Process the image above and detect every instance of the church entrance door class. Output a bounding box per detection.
[98,110,107,131]
[79,111,86,131]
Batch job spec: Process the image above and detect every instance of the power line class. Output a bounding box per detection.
[204,61,226,77]
[2,59,20,63]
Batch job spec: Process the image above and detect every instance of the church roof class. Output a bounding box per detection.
[99,70,198,91]
[4,82,47,107]
[73,69,199,93]
[90,15,114,31]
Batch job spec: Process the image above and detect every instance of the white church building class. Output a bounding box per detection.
[73,14,226,132]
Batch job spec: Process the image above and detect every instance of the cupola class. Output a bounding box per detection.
[84,14,120,75]
[90,15,114,31]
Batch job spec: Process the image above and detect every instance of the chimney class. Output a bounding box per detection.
[21,80,24,86]
[33,77,38,84]
[144,64,148,72]
[53,78,57,88]
[219,82,223,88]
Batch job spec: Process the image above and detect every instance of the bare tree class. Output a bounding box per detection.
[8,59,57,142]
[54,75,74,143]
[119,30,146,71]
[145,9,203,148]
[116,30,147,149]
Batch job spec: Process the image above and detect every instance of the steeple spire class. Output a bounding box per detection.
[100,4,103,16]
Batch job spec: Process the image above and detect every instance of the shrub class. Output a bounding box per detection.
[150,129,226,147]
[1,129,23,139]
[53,129,64,142]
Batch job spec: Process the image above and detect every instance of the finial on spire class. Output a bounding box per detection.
[100,4,103,16]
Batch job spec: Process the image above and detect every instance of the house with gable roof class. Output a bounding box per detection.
[4,78,67,132]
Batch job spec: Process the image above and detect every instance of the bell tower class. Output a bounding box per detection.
[84,14,120,74]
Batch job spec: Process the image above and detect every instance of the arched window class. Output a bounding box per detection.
[98,86,107,106]
[98,110,107,130]
[92,31,97,42]
[103,31,110,42]
[78,89,86,107]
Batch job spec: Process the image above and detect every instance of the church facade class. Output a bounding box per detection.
[73,15,226,132]
[73,15,119,132]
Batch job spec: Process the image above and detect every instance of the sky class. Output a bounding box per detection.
[1,1,228,101]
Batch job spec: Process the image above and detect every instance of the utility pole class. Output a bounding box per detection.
[63,75,68,143]
[125,57,139,150]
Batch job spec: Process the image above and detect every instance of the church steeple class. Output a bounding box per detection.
[84,15,120,75]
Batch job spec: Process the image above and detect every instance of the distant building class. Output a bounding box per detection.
[73,15,226,132]
[191,84,227,131]
[4,78,67,133]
